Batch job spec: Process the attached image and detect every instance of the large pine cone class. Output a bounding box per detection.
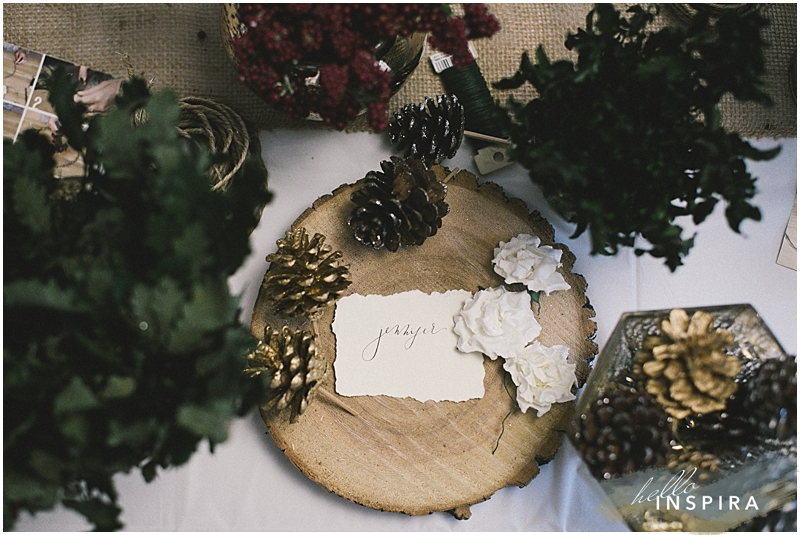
[244,325,325,423]
[389,94,465,167]
[349,156,450,251]
[574,386,675,480]
[634,309,739,420]
[262,228,351,318]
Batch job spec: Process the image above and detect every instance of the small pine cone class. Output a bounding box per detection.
[574,386,675,481]
[348,156,450,251]
[263,228,351,318]
[633,309,739,420]
[743,354,797,440]
[349,160,405,251]
[389,94,465,167]
[245,325,325,422]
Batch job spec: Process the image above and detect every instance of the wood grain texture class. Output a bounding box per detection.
[250,169,597,516]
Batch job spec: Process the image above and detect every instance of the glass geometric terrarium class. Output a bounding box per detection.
[569,304,797,532]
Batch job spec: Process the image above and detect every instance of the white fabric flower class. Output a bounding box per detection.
[453,287,541,360]
[502,341,577,417]
[492,234,570,295]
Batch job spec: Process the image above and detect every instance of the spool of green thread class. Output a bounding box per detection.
[439,61,506,138]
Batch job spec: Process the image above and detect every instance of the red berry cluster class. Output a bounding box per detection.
[232,4,500,131]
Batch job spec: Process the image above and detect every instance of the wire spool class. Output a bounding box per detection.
[439,61,506,138]
[177,96,264,192]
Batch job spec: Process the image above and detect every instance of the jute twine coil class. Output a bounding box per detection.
[2,3,795,138]
[177,96,255,192]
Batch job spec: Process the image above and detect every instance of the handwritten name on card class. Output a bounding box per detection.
[331,290,485,402]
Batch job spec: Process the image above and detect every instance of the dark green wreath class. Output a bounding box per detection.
[4,69,272,530]
[495,4,780,271]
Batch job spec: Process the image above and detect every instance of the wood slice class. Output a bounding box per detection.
[250,168,597,517]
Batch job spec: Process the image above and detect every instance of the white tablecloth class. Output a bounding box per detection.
[15,132,796,531]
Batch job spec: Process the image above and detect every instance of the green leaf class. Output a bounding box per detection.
[534,45,550,68]
[692,198,718,224]
[4,279,87,312]
[62,497,123,531]
[114,77,151,113]
[176,402,231,444]
[172,221,213,276]
[28,450,65,483]
[42,64,88,152]
[54,377,99,414]
[140,461,158,483]
[58,414,90,446]
[130,278,185,340]
[10,171,51,234]
[106,418,157,448]
[167,281,237,353]
[3,470,59,510]
[100,376,137,399]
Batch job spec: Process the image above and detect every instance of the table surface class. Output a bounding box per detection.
[15,131,797,532]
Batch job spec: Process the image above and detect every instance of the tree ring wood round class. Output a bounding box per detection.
[250,168,597,516]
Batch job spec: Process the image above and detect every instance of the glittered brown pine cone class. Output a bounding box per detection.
[262,228,351,318]
[388,94,465,167]
[633,309,739,420]
[349,160,405,251]
[743,354,797,440]
[677,388,756,445]
[348,156,449,251]
[244,325,325,423]
[574,386,675,481]
[392,157,450,246]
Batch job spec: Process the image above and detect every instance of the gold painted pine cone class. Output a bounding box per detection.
[667,448,720,484]
[262,228,351,319]
[244,325,325,423]
[634,309,739,420]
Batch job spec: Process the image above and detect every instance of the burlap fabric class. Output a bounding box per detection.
[3,3,795,138]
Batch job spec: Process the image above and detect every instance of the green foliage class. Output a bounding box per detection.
[494,4,779,270]
[4,73,272,530]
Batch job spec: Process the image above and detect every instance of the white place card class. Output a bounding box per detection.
[331,290,485,402]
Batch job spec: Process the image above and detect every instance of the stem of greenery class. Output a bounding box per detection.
[494,4,779,271]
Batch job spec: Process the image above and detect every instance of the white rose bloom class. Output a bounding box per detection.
[453,287,541,360]
[502,341,577,417]
[492,234,570,295]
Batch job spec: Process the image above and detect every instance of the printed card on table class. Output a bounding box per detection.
[777,195,797,270]
[332,290,485,402]
[3,42,117,178]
